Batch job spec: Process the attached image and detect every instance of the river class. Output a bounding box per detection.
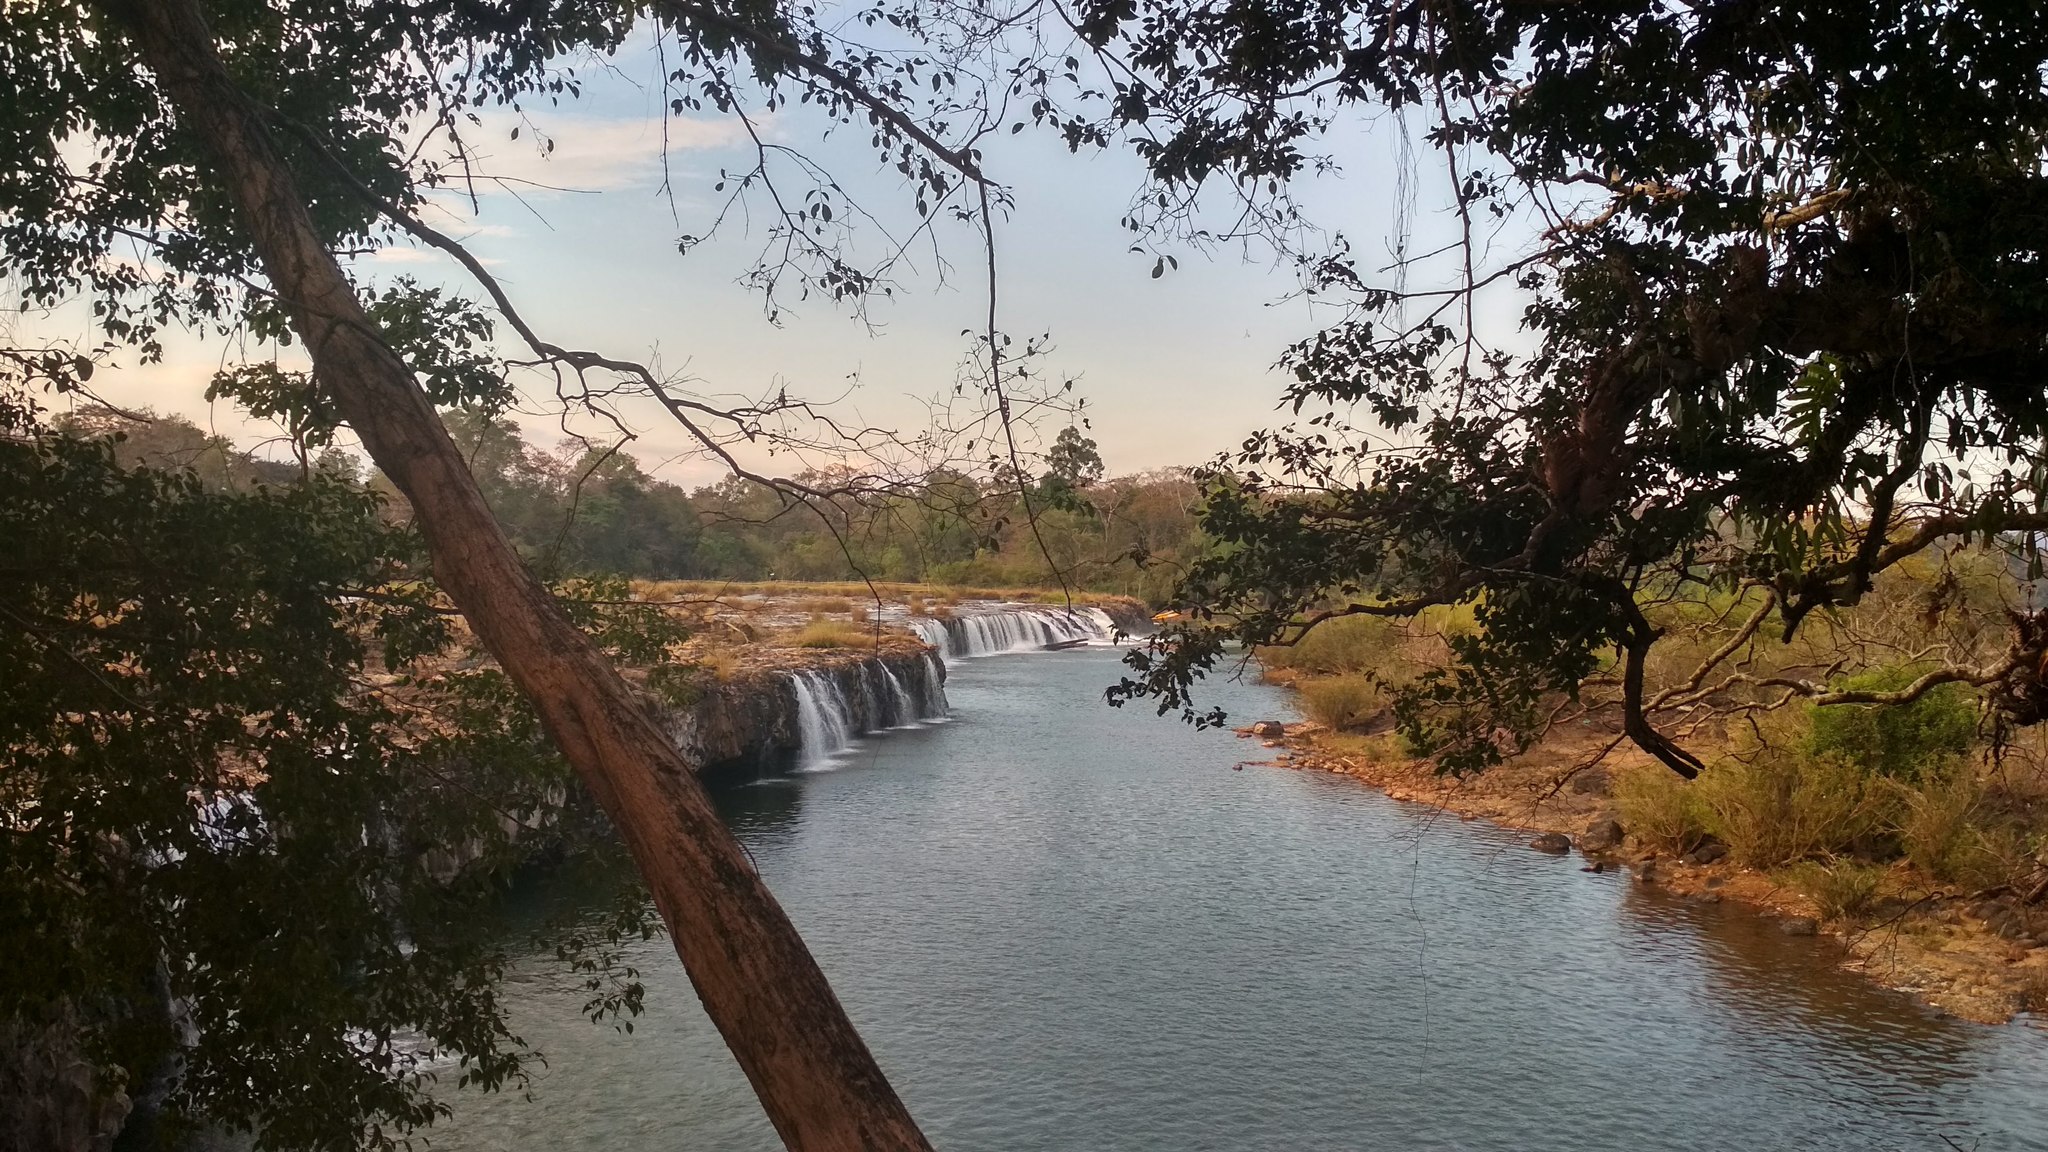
[432,646,2048,1151]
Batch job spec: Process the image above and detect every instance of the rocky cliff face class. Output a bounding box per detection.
[1093,595,1154,635]
[663,646,947,776]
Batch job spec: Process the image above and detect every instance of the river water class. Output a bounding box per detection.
[433,647,2048,1151]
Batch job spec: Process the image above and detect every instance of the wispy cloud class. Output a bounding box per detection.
[425,114,753,197]
[361,243,501,268]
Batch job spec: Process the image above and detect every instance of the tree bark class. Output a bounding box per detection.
[106,1,934,1147]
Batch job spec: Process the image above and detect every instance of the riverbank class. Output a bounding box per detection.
[1239,715,2048,1025]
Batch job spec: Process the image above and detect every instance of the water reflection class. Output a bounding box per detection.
[711,775,808,842]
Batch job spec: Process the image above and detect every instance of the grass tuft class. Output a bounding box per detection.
[787,616,873,649]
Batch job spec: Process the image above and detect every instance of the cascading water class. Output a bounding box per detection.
[877,662,918,726]
[783,605,1120,769]
[784,657,950,770]
[907,605,1121,662]
[788,671,855,769]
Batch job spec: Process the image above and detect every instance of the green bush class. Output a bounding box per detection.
[1298,674,1383,730]
[1783,859,1887,919]
[1259,616,1403,675]
[1695,742,1899,869]
[1614,766,1710,853]
[1806,666,1978,782]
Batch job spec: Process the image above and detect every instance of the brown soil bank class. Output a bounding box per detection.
[1240,718,2048,1025]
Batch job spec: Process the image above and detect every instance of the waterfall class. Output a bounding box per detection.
[788,670,855,769]
[784,656,950,769]
[921,652,948,715]
[907,605,1122,662]
[878,662,918,727]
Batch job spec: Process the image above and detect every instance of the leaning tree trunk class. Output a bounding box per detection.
[108,1,933,1147]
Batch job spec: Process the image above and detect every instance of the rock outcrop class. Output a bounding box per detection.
[664,645,947,775]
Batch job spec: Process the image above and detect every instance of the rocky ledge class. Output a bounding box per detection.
[660,639,947,775]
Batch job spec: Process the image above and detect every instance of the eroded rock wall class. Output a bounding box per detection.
[664,646,946,774]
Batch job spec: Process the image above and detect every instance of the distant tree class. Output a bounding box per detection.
[54,409,299,489]
[1035,425,1103,518]
[563,448,702,578]
[1045,426,1105,491]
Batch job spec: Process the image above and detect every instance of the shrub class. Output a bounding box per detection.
[1259,616,1404,675]
[1897,761,1986,884]
[1806,666,1978,782]
[1614,766,1710,853]
[1297,675,1383,730]
[1783,860,1887,919]
[1695,745,1899,868]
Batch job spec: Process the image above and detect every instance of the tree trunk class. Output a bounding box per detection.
[107,1,933,1147]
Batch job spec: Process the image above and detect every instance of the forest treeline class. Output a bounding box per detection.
[49,406,1207,602]
[416,411,1204,601]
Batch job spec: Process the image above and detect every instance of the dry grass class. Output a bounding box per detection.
[785,616,876,649]
[1297,675,1383,731]
[1897,762,1991,885]
[1615,764,1710,853]
[1695,745,1899,868]
[2021,966,2048,1015]
[1258,617,1402,676]
[1782,859,1888,919]
[692,648,742,680]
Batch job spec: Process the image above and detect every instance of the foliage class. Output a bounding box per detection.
[1296,675,1382,731]
[1806,667,1979,783]
[1094,0,2048,780]
[1895,762,1998,888]
[1782,860,1887,921]
[0,398,658,1150]
[1694,743,1898,870]
[1255,615,1406,677]
[434,411,1206,599]
[1613,766,1709,856]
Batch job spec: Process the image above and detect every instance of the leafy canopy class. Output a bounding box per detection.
[1077,0,2048,775]
[0,389,691,1149]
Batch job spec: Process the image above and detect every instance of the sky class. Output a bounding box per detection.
[15,27,1535,489]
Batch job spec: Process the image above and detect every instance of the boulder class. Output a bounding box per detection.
[1530,831,1573,855]
[1250,720,1287,738]
[1780,916,1819,936]
[1682,840,1729,866]
[1580,817,1625,853]
[1568,767,1613,796]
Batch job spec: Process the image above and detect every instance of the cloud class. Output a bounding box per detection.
[426,114,753,196]
[358,243,502,268]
